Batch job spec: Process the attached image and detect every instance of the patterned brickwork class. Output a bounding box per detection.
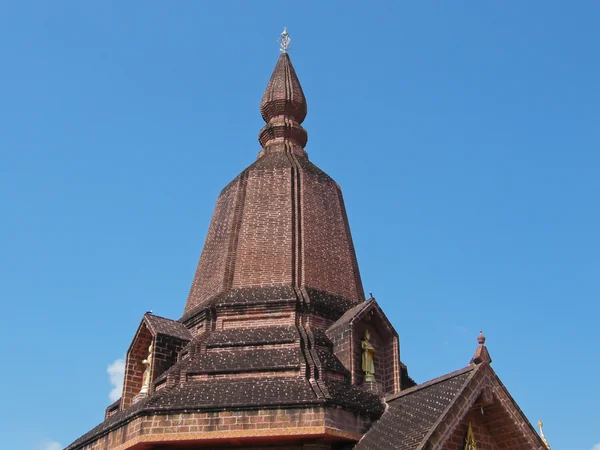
[327,325,353,377]
[153,334,188,385]
[443,409,498,450]
[185,179,243,313]
[70,407,369,450]
[300,164,363,303]
[182,52,364,322]
[231,163,293,289]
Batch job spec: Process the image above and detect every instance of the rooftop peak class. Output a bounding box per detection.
[258,36,308,154]
[477,330,486,344]
[470,330,492,365]
[278,27,290,53]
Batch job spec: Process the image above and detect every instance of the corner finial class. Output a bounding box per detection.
[537,420,551,449]
[279,27,290,53]
[470,330,492,365]
[477,330,486,345]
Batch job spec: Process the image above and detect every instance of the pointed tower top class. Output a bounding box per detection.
[258,40,308,153]
[260,52,307,124]
[279,27,290,53]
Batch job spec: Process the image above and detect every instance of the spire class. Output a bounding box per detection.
[182,29,365,320]
[259,29,308,154]
[470,330,492,365]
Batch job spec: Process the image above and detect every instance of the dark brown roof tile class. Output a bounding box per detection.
[355,366,477,450]
[144,314,192,341]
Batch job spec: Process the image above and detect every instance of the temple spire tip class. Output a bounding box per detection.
[258,34,308,153]
[279,27,290,53]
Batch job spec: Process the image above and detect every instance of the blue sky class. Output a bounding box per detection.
[1,2,598,449]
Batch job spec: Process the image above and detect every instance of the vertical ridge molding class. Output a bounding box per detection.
[336,187,366,302]
[223,170,249,291]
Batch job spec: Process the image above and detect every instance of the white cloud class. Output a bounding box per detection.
[42,441,62,450]
[107,358,125,402]
[590,444,600,450]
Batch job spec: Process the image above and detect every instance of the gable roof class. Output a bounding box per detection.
[355,366,477,450]
[356,362,548,450]
[67,375,385,449]
[144,314,192,341]
[329,301,371,331]
[327,298,398,338]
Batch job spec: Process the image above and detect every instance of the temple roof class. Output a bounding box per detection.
[355,366,477,450]
[143,313,192,341]
[67,377,384,449]
[66,31,545,450]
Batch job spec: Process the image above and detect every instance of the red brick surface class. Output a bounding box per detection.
[183,52,364,320]
[75,407,367,450]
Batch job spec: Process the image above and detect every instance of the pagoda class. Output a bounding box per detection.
[68,31,549,450]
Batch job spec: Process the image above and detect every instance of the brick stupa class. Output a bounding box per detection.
[68,38,550,450]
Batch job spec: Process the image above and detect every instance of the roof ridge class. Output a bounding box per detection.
[386,364,476,402]
[486,366,551,449]
[145,313,178,322]
[327,301,371,331]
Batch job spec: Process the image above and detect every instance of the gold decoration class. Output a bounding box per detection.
[538,420,551,449]
[361,329,376,382]
[465,423,478,450]
[140,343,153,394]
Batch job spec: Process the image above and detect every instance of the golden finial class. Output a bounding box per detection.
[538,420,551,449]
[278,27,290,53]
[464,423,478,450]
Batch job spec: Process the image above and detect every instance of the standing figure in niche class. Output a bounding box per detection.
[140,343,153,393]
[362,329,376,382]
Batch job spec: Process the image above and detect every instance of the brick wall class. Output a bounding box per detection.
[185,179,242,314]
[76,406,365,450]
[231,164,293,289]
[215,304,296,331]
[152,334,188,385]
[443,409,498,450]
[327,324,352,376]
